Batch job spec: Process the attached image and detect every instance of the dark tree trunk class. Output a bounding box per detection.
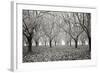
[74,39,78,48]
[35,40,39,47]
[88,36,91,52]
[28,38,32,52]
[49,40,52,47]
[69,37,71,46]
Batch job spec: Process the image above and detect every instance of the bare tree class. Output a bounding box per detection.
[58,12,83,48]
[75,13,91,51]
[53,33,62,46]
[70,23,83,48]
[23,10,49,52]
[42,35,49,46]
[41,14,59,47]
[70,13,84,48]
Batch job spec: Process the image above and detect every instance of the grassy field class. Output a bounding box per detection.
[23,45,91,62]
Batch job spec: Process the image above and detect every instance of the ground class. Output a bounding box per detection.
[23,45,91,62]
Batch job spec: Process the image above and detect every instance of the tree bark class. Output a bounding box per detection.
[74,39,78,48]
[28,38,32,52]
[49,40,52,47]
[88,36,91,52]
[35,40,39,47]
[69,38,71,46]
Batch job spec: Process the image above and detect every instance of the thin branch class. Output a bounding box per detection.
[77,30,84,37]
[23,31,29,39]
[37,11,52,18]
[76,13,88,34]
[23,18,30,35]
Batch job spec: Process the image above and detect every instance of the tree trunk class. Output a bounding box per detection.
[82,41,83,46]
[49,40,52,47]
[28,38,32,52]
[88,36,91,52]
[35,40,39,47]
[74,39,78,48]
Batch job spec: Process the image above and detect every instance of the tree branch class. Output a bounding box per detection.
[76,13,88,34]
[23,31,29,39]
[23,18,31,35]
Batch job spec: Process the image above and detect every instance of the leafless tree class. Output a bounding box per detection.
[41,14,59,47]
[75,13,91,51]
[58,12,84,48]
[23,10,49,52]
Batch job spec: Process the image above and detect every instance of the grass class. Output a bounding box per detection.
[23,45,91,62]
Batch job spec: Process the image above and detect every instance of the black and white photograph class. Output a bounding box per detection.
[22,10,91,62]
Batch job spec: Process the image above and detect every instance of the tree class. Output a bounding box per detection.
[69,13,84,48]
[42,35,49,46]
[58,12,83,48]
[23,10,35,52]
[75,13,91,51]
[53,37,58,46]
[41,14,59,47]
[53,33,62,46]
[70,23,83,48]
[23,10,49,52]
[57,12,72,46]
[33,22,43,47]
[23,35,28,46]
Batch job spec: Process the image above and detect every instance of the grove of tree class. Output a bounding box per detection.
[23,10,91,53]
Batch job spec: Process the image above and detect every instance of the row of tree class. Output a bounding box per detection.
[23,10,91,52]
